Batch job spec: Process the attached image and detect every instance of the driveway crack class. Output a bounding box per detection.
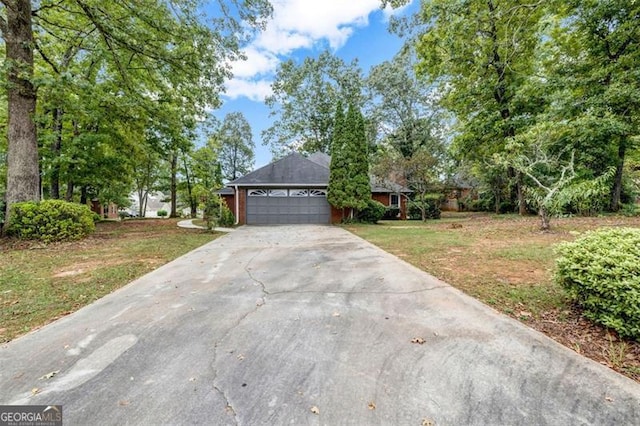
[244,250,271,299]
[210,250,271,425]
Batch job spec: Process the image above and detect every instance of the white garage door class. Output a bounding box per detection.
[246,188,331,224]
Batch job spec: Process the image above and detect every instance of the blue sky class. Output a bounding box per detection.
[209,0,418,169]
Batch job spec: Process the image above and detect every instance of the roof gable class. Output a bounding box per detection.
[228,152,330,186]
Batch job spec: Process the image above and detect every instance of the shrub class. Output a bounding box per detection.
[408,195,441,220]
[157,209,168,217]
[554,228,640,339]
[356,199,386,224]
[383,206,400,220]
[7,199,96,242]
[203,194,235,229]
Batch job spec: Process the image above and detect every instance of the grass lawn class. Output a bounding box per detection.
[0,218,219,343]
[345,212,640,381]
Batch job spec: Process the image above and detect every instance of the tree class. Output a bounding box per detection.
[548,0,640,211]
[388,0,547,215]
[327,103,369,219]
[180,143,222,218]
[1,0,39,214]
[327,102,347,211]
[505,129,615,230]
[0,0,272,222]
[366,49,445,158]
[217,112,255,181]
[264,50,364,155]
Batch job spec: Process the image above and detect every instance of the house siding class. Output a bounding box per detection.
[372,192,408,220]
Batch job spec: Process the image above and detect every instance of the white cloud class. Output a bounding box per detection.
[231,47,279,78]
[224,78,273,102]
[226,0,406,101]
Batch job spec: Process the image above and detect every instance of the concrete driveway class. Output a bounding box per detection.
[1,225,639,425]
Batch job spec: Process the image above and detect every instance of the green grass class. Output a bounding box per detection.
[0,219,219,342]
[345,216,569,317]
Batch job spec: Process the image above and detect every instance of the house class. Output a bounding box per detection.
[128,191,172,217]
[219,152,410,225]
[90,200,119,219]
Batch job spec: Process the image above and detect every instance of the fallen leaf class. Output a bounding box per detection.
[31,388,40,395]
[237,354,245,361]
[39,370,60,380]
[332,312,340,317]
[310,406,320,415]
[422,419,435,426]
[519,311,532,318]
[189,377,197,382]
[368,401,376,410]
[605,396,614,402]
[118,400,130,406]
[411,337,426,345]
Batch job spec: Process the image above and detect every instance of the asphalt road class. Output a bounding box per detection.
[2,225,640,425]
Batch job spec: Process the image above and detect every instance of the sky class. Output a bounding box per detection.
[208,0,418,169]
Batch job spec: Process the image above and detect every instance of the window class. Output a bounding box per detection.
[390,194,399,207]
[309,189,327,197]
[289,189,309,197]
[268,189,287,197]
[248,189,268,197]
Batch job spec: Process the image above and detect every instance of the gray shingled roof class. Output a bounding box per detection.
[227,152,329,186]
[221,151,411,193]
[307,152,331,168]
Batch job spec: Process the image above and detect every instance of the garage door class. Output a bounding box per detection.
[246,188,331,224]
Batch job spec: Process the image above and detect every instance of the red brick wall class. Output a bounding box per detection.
[221,190,245,225]
[238,190,246,225]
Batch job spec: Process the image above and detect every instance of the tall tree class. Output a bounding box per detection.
[366,49,445,158]
[264,50,364,155]
[327,102,347,211]
[549,0,640,211]
[0,0,272,222]
[328,103,370,218]
[217,112,255,181]
[1,0,39,213]
[387,0,547,215]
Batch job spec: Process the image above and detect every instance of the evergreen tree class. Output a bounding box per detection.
[347,106,370,212]
[328,102,347,210]
[328,102,370,219]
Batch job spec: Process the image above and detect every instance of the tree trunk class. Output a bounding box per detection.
[610,139,626,212]
[50,108,63,199]
[516,171,526,215]
[4,0,40,223]
[65,181,74,201]
[170,152,178,217]
[80,186,88,205]
[181,155,197,218]
[539,206,550,231]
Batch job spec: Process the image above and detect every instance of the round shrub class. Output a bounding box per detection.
[157,209,168,217]
[408,195,441,220]
[7,199,96,242]
[554,227,640,339]
[357,199,386,223]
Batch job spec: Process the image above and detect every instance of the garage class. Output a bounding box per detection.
[246,188,331,224]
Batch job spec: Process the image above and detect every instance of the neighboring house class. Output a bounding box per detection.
[90,200,119,219]
[129,191,172,217]
[219,152,410,225]
[441,174,478,212]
